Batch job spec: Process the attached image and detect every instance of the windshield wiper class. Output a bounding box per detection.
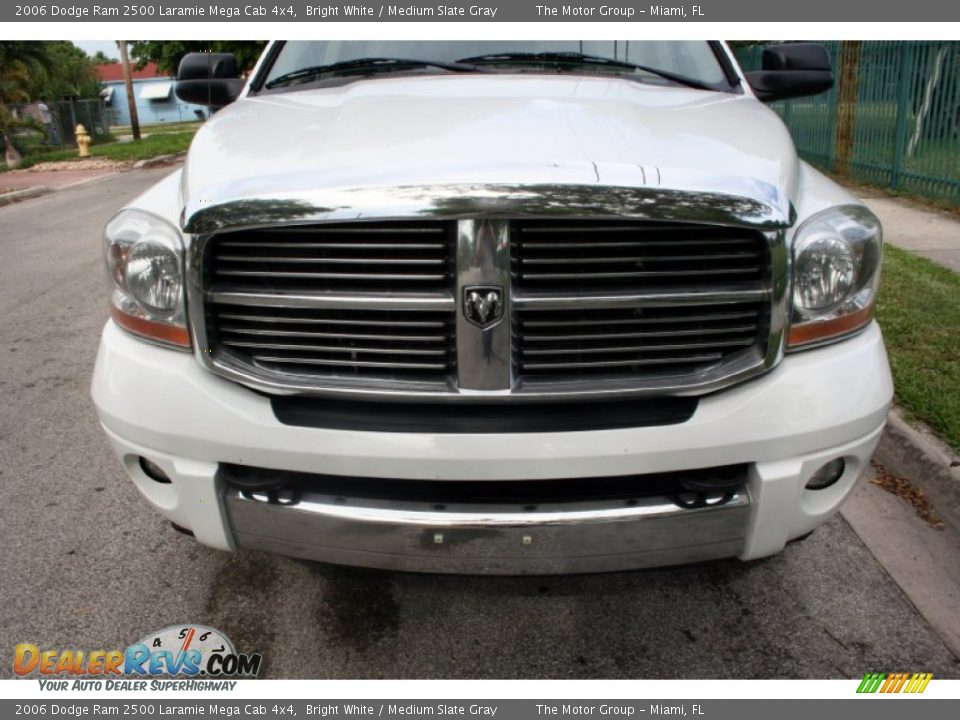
[265,57,490,89]
[454,52,715,91]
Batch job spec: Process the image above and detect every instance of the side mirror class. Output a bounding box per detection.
[175,52,245,109]
[745,43,834,103]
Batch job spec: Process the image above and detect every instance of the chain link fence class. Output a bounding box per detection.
[736,41,960,204]
[3,98,112,151]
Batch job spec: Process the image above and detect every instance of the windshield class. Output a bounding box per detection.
[258,41,731,91]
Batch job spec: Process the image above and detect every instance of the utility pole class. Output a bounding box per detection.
[118,41,141,141]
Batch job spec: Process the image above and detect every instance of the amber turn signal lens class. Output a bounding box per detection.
[111,306,191,348]
[787,303,874,348]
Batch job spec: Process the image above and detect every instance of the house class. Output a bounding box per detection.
[95,62,208,126]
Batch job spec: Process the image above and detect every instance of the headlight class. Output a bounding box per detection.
[104,209,190,349]
[788,205,882,349]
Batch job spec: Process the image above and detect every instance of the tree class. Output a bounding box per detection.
[0,105,43,168]
[0,41,52,104]
[0,61,32,105]
[128,41,267,76]
[0,43,51,166]
[726,41,770,49]
[27,42,101,100]
[91,50,119,65]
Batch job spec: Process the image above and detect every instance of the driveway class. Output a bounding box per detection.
[1,169,957,679]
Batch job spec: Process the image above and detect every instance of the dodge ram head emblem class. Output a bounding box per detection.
[463,286,504,328]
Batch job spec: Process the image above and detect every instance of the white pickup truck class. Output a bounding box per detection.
[91,41,892,574]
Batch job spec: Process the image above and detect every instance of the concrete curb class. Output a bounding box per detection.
[0,168,140,207]
[0,186,50,207]
[874,407,960,532]
[134,151,188,169]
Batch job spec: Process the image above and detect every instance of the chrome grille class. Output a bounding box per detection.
[198,217,777,397]
[208,221,454,292]
[511,220,766,292]
[516,302,766,377]
[210,305,455,379]
[511,220,769,381]
[203,221,457,384]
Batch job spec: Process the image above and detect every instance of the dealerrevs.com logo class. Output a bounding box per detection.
[14,625,262,689]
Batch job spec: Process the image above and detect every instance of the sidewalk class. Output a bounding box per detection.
[859,191,960,273]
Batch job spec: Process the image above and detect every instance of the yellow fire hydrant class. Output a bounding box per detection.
[75,124,91,158]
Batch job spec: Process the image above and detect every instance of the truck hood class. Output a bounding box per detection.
[180,74,799,233]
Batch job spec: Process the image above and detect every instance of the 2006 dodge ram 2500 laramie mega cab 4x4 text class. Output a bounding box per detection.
[91,41,892,574]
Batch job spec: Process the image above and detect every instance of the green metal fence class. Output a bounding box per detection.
[735,42,960,204]
[3,98,111,149]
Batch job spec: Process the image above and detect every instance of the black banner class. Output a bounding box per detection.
[4,0,960,22]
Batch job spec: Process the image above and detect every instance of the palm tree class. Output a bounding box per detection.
[0,105,43,168]
[0,42,51,167]
[0,42,51,103]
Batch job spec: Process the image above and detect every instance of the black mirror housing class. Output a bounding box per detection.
[175,52,244,109]
[746,43,834,103]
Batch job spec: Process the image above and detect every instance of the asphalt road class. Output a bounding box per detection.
[1,169,958,679]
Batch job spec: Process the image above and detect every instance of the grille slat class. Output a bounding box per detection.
[523,325,758,342]
[255,356,449,371]
[517,268,759,280]
[211,291,454,311]
[222,341,450,356]
[513,285,768,311]
[521,252,761,264]
[217,255,449,265]
[522,239,758,249]
[215,270,449,281]
[524,355,725,370]
[219,242,447,250]
[521,310,759,328]
[218,313,448,328]
[523,338,756,357]
[219,327,448,343]
[519,224,732,235]
[247,227,446,235]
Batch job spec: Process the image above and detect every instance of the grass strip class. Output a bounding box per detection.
[3,131,196,171]
[875,244,960,451]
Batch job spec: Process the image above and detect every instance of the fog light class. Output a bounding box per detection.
[806,458,845,490]
[139,456,171,484]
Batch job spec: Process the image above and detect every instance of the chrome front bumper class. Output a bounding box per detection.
[225,487,751,574]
